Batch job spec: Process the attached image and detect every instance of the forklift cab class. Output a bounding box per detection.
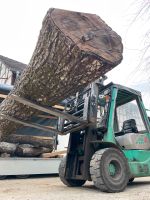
[99,84,150,150]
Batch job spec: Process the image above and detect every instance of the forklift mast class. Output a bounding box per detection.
[59,78,112,181]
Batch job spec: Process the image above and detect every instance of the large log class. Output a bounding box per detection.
[4,134,54,149]
[0,142,17,154]
[0,8,123,140]
[15,144,51,157]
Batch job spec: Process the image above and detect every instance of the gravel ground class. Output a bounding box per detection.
[0,176,150,200]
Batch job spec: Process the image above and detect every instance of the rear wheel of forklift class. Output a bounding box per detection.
[90,148,129,193]
[59,157,86,187]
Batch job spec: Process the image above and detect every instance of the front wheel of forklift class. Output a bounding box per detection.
[90,148,130,193]
[59,157,86,187]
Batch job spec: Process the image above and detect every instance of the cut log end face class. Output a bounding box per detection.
[0,8,123,140]
[49,8,123,64]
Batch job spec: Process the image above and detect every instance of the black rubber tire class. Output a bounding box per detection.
[59,157,86,187]
[90,148,129,193]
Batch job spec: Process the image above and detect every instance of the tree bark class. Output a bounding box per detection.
[0,142,17,154]
[4,134,54,149]
[15,144,51,157]
[0,8,123,140]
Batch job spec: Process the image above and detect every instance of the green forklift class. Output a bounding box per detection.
[58,79,150,192]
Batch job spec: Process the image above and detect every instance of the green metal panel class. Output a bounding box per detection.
[103,86,118,144]
[102,84,150,178]
[139,97,150,133]
[123,149,150,177]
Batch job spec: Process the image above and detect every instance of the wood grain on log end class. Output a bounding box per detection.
[48,8,123,65]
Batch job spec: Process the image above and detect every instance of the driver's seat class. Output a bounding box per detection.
[122,119,138,134]
[116,119,150,149]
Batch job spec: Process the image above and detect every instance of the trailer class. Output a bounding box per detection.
[0,157,61,179]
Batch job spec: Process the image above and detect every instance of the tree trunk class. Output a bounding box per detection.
[0,8,123,140]
[4,134,54,149]
[0,142,17,154]
[15,144,51,157]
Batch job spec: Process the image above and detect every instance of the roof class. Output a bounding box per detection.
[101,82,141,97]
[0,55,27,73]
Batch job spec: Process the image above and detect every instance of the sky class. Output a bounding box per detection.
[0,0,149,108]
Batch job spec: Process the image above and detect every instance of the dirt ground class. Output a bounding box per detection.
[0,175,150,200]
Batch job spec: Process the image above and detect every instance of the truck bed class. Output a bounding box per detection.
[0,157,61,176]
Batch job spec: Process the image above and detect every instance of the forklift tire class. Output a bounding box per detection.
[90,148,129,192]
[59,157,86,187]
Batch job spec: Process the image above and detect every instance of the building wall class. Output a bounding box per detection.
[0,61,12,85]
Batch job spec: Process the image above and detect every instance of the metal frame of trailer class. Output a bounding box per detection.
[0,157,61,176]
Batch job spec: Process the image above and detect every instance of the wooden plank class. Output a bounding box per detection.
[41,150,67,158]
[36,114,57,119]
[20,135,54,140]
[0,94,7,99]
[53,105,64,110]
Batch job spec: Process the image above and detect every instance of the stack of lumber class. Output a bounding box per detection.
[0,8,123,155]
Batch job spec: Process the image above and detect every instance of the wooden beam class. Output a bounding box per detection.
[37,114,57,119]
[20,135,54,140]
[41,150,67,158]
[53,105,64,110]
[0,94,7,99]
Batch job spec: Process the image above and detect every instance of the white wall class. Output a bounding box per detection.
[57,134,69,150]
[0,61,12,85]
